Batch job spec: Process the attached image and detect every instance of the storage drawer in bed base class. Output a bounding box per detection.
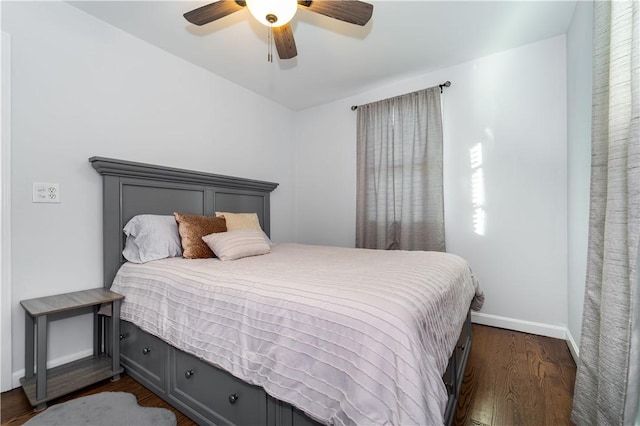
[168,349,267,426]
[117,321,318,426]
[118,318,471,426]
[119,320,167,396]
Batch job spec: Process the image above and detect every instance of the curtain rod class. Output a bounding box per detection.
[350,81,451,111]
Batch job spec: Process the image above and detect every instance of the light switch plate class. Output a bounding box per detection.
[33,183,60,203]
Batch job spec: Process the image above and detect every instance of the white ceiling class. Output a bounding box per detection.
[69,1,577,111]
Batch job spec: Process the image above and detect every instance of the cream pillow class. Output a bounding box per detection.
[215,212,262,231]
[202,229,270,261]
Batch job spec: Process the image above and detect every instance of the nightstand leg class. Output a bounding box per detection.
[36,315,47,402]
[93,305,101,356]
[24,312,34,379]
[110,300,120,380]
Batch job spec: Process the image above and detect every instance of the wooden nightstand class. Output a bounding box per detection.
[20,288,124,410]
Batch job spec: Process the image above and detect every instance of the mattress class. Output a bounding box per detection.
[110,243,483,425]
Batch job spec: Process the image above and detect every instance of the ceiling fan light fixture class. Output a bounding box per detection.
[246,0,297,27]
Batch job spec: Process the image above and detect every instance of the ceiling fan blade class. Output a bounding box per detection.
[299,0,373,26]
[184,1,246,26]
[273,24,298,60]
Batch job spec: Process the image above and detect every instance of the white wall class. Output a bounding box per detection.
[2,1,296,388]
[1,30,13,393]
[295,36,569,335]
[566,0,592,358]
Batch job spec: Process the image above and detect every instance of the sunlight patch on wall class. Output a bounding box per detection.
[470,142,486,235]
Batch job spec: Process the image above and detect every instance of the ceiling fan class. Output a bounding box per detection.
[183,0,374,60]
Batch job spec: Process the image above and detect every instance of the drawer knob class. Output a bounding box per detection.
[185,369,195,379]
[142,347,151,355]
[119,333,128,340]
[228,393,239,404]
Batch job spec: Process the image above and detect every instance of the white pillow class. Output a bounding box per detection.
[215,212,262,231]
[202,229,270,261]
[123,215,182,263]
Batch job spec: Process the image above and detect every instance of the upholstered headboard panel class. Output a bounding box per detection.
[90,157,279,287]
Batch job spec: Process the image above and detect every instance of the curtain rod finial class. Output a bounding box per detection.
[351,105,358,111]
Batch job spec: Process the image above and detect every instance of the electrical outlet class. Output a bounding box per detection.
[33,183,60,203]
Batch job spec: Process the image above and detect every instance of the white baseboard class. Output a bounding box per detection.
[471,311,567,339]
[11,348,93,390]
[471,312,581,362]
[565,328,580,363]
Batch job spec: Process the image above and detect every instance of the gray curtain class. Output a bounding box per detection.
[572,1,639,425]
[355,87,445,251]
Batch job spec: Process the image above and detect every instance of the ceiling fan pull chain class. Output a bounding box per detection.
[267,24,273,63]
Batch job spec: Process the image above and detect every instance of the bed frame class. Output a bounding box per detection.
[91,156,471,426]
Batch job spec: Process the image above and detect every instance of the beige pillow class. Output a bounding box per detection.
[202,229,270,261]
[174,213,227,259]
[215,212,262,231]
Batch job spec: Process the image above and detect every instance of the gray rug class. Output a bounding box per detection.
[24,392,176,426]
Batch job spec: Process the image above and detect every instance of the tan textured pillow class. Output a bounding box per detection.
[174,213,227,259]
[202,229,270,261]
[215,212,262,231]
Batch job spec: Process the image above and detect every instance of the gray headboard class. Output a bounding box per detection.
[90,157,279,288]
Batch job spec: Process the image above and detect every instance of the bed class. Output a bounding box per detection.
[91,156,483,426]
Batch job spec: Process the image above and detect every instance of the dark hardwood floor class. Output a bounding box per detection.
[1,325,576,426]
[453,325,576,426]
